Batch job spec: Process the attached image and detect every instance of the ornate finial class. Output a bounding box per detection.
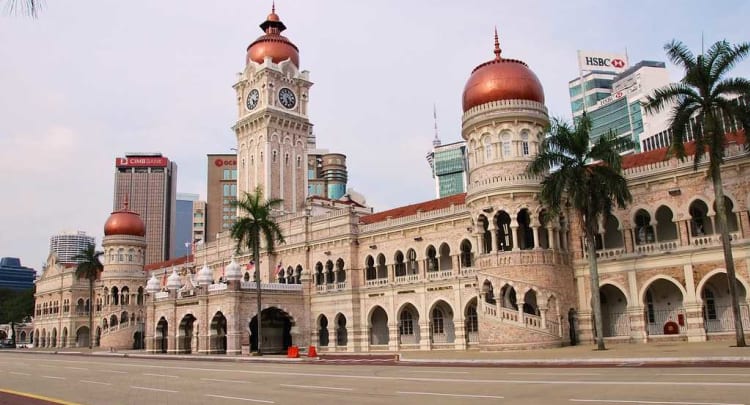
[123,195,129,210]
[494,27,502,60]
[272,0,275,13]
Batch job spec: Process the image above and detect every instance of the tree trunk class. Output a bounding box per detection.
[89,279,94,349]
[711,165,746,347]
[254,238,263,355]
[586,224,606,350]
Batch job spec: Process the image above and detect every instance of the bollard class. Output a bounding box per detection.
[307,345,317,357]
[287,345,299,358]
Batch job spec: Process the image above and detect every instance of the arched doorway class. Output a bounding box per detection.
[95,327,101,347]
[210,312,227,354]
[75,326,89,348]
[178,314,197,354]
[318,315,329,347]
[600,284,629,337]
[369,306,389,346]
[398,303,420,346]
[335,313,347,347]
[700,272,749,332]
[249,307,293,354]
[51,328,57,348]
[464,298,479,344]
[155,317,168,353]
[643,279,685,336]
[61,327,68,348]
[429,300,455,344]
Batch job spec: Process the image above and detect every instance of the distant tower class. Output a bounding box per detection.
[426,104,468,198]
[113,153,177,264]
[49,231,95,264]
[233,5,312,213]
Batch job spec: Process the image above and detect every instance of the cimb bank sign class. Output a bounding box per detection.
[577,51,628,73]
[116,157,168,168]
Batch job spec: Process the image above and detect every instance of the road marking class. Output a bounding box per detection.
[411,370,470,374]
[205,394,274,403]
[201,377,249,384]
[398,391,504,399]
[668,373,750,377]
[570,399,743,405]
[130,386,178,393]
[143,372,179,378]
[0,388,82,405]
[79,380,112,386]
[9,371,31,376]
[41,375,66,380]
[100,370,128,374]
[65,367,89,371]
[517,372,600,376]
[280,384,353,391]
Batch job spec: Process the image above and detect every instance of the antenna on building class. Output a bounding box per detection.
[432,103,441,147]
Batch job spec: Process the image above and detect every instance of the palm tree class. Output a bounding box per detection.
[4,0,42,17]
[72,243,104,349]
[230,187,285,355]
[644,39,750,347]
[528,115,632,350]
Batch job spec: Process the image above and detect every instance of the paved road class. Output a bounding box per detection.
[1,353,749,405]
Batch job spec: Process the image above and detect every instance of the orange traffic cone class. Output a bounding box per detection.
[287,345,299,358]
[307,345,317,357]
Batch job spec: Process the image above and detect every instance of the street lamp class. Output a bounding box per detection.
[185,241,191,258]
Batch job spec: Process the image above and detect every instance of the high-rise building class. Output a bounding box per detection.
[113,153,177,265]
[173,193,199,257]
[427,141,468,198]
[568,51,629,119]
[206,154,237,242]
[48,231,95,264]
[306,150,348,200]
[192,199,206,244]
[0,257,35,290]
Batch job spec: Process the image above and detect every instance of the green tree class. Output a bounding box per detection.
[230,187,285,355]
[72,243,104,349]
[644,39,750,347]
[0,287,34,345]
[528,115,632,350]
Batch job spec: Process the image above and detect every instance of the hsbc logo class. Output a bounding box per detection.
[584,57,626,69]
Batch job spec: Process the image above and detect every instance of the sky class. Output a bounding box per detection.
[1,0,749,270]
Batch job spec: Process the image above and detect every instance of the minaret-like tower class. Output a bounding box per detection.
[232,5,313,212]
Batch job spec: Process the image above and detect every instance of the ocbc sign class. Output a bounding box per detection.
[214,159,237,167]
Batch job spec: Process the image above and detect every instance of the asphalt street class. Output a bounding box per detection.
[1,353,749,405]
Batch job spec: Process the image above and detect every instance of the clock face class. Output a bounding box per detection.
[278,87,297,109]
[246,89,259,111]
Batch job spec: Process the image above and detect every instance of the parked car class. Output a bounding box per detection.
[0,340,16,349]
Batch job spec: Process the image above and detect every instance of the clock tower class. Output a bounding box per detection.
[232,5,313,213]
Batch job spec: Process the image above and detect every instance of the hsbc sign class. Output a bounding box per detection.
[578,51,628,73]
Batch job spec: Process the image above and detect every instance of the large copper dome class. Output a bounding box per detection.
[462,31,544,112]
[104,205,145,237]
[246,6,299,67]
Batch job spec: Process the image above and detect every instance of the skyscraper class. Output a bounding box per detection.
[426,141,468,198]
[48,231,95,264]
[0,257,35,290]
[113,153,177,265]
[206,154,237,242]
[173,192,199,257]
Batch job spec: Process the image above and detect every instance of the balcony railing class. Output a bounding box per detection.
[395,274,420,284]
[365,278,388,287]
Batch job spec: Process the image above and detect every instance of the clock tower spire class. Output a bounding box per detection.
[232,5,313,213]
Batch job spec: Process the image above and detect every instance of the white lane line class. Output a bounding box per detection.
[41,375,66,380]
[9,371,31,376]
[517,372,600,376]
[280,384,353,391]
[143,373,179,378]
[100,370,128,374]
[205,394,274,403]
[398,391,504,399]
[411,370,470,374]
[570,399,743,405]
[201,378,249,384]
[668,373,750,377]
[80,380,112,386]
[131,386,178,393]
[65,366,89,371]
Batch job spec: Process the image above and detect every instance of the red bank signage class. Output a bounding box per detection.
[214,158,237,167]
[116,157,169,168]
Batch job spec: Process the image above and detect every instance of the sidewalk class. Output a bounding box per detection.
[11,340,750,368]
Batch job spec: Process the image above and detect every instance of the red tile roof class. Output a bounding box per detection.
[360,193,466,225]
[622,130,746,170]
[144,255,193,272]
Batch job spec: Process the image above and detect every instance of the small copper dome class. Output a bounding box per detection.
[462,30,544,112]
[104,204,145,237]
[246,6,299,67]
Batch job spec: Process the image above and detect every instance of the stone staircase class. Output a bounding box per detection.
[99,321,143,349]
[479,301,563,349]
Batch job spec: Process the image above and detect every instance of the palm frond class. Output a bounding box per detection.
[664,39,696,71]
[711,41,750,82]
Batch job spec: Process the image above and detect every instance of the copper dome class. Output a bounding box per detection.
[246,6,299,67]
[104,206,145,237]
[462,31,544,112]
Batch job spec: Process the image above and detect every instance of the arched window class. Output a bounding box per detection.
[501,132,512,158]
[483,136,492,161]
[406,249,418,274]
[521,131,530,156]
[400,311,414,335]
[432,308,444,334]
[460,239,473,267]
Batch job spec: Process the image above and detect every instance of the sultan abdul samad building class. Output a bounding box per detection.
[32,7,750,353]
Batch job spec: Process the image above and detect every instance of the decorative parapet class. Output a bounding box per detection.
[154,292,169,300]
[359,204,467,233]
[466,173,544,195]
[461,99,548,126]
[239,282,303,292]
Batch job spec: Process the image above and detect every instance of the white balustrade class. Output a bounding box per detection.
[365,278,389,287]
